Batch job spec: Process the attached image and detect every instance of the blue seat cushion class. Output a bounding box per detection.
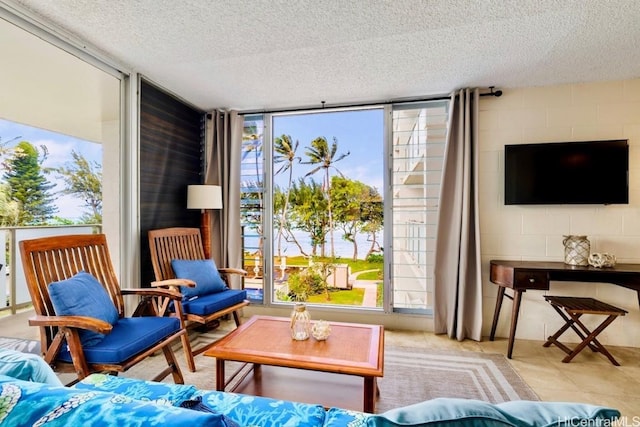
[48,271,120,347]
[182,289,247,316]
[171,259,226,299]
[57,317,181,365]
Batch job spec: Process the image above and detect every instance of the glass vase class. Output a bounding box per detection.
[290,302,311,340]
[563,235,590,266]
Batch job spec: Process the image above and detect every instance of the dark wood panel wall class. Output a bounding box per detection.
[139,79,205,287]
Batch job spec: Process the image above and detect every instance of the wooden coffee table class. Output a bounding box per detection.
[204,315,384,413]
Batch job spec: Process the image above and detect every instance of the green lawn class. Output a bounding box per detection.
[256,254,383,306]
[306,287,365,305]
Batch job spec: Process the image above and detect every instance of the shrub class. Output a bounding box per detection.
[366,253,383,263]
[287,268,324,301]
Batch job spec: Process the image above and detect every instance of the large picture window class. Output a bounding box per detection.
[241,101,449,314]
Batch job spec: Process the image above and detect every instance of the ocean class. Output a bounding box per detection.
[244,229,380,260]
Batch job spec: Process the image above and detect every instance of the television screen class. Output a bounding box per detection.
[504,140,629,205]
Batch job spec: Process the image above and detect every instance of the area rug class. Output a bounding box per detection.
[0,336,41,355]
[376,346,538,412]
[123,330,538,414]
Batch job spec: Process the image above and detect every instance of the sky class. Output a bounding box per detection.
[0,109,384,225]
[0,119,102,221]
[265,109,385,258]
[272,108,384,194]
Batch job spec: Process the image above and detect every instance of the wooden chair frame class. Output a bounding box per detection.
[20,233,186,385]
[148,227,249,372]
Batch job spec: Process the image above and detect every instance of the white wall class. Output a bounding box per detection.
[479,78,640,347]
[0,18,120,143]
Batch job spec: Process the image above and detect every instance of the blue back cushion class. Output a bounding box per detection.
[48,271,119,347]
[171,259,227,299]
[368,398,621,427]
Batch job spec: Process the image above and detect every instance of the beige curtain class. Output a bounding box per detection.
[205,110,243,289]
[433,88,483,341]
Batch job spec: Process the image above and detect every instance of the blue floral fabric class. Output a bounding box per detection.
[0,373,619,427]
[75,374,369,426]
[197,390,330,427]
[0,375,230,426]
[73,373,198,406]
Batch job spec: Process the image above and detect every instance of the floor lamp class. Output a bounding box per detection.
[187,185,223,259]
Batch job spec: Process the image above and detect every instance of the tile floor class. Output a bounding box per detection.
[2,309,639,417]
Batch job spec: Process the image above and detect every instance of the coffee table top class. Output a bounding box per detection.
[204,315,384,377]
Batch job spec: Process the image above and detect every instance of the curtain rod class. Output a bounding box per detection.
[238,86,502,116]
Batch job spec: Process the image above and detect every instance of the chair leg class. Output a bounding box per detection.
[161,343,185,384]
[232,310,242,327]
[181,330,197,372]
[64,329,92,381]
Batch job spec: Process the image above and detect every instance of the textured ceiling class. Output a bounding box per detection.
[6,0,640,111]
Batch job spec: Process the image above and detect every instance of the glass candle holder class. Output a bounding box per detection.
[290,303,311,340]
[312,320,331,340]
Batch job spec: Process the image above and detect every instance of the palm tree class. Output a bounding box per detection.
[303,136,350,258]
[273,134,300,257]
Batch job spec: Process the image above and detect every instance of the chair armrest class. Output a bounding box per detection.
[121,287,183,300]
[28,314,112,334]
[150,278,195,288]
[218,267,248,277]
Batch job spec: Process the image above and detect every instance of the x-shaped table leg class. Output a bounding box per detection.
[544,304,621,366]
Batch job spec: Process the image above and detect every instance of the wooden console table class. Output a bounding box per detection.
[489,260,640,359]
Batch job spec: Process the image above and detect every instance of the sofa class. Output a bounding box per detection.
[0,373,620,427]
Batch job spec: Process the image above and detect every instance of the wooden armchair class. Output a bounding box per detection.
[148,227,249,372]
[20,233,186,385]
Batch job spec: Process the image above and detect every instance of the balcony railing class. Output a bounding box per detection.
[0,225,101,315]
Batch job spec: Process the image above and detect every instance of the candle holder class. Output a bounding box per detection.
[290,303,311,340]
[312,320,331,341]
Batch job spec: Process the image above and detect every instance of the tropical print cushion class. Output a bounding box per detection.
[0,375,232,427]
[197,389,329,427]
[73,373,197,406]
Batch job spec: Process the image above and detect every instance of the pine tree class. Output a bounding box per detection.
[4,141,57,225]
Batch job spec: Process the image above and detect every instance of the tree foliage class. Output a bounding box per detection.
[3,141,57,225]
[302,136,350,257]
[330,176,383,260]
[288,178,329,257]
[274,134,301,256]
[0,183,20,226]
[50,150,102,224]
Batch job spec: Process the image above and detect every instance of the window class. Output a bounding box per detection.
[241,101,449,313]
[241,115,265,302]
[391,101,449,313]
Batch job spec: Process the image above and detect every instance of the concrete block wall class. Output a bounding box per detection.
[478,78,640,347]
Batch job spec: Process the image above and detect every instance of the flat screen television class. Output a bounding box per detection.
[504,140,629,205]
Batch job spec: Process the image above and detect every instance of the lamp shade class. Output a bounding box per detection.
[187,185,223,210]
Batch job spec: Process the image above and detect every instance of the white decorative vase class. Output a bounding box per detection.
[563,235,590,266]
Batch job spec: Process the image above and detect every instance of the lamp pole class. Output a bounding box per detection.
[187,185,223,259]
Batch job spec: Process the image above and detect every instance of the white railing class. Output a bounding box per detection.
[0,225,101,315]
